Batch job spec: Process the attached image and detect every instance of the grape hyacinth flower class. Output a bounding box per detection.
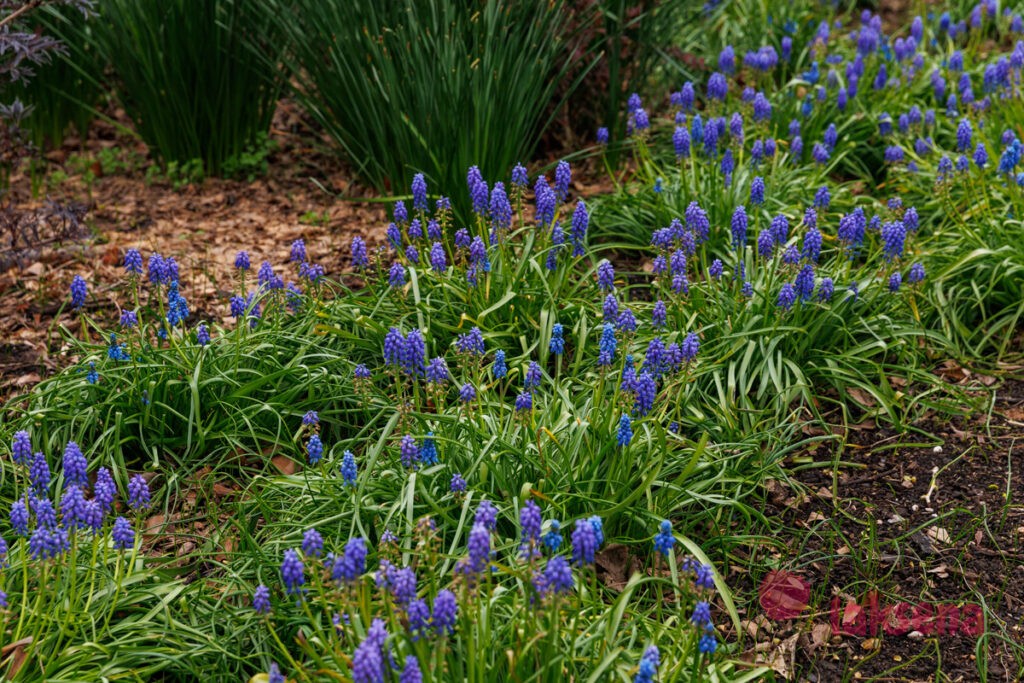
[603,294,618,322]
[425,357,449,384]
[777,283,797,311]
[401,330,426,377]
[757,229,775,259]
[617,414,633,447]
[519,500,542,559]
[534,177,556,227]
[12,431,31,466]
[393,200,410,226]
[795,264,815,302]
[881,221,906,261]
[332,538,368,584]
[307,434,324,465]
[553,161,571,203]
[351,635,384,683]
[537,555,574,596]
[802,227,822,263]
[460,522,492,576]
[730,206,748,251]
[350,238,369,269]
[634,646,660,683]
[399,434,419,469]
[386,223,401,250]
[908,262,926,284]
[432,589,458,635]
[400,657,422,683]
[791,135,803,159]
[812,143,830,165]
[634,372,657,416]
[456,327,486,357]
[818,277,834,301]
[974,142,989,169]
[70,275,87,309]
[652,300,667,329]
[633,108,650,132]
[119,309,138,328]
[229,295,246,319]
[253,585,271,614]
[94,466,114,512]
[128,474,150,510]
[597,323,617,366]
[63,441,89,488]
[489,182,512,235]
[721,149,734,184]
[707,72,727,100]
[148,253,167,285]
[753,92,772,121]
[617,308,637,334]
[459,383,476,403]
[570,200,588,256]
[549,323,564,355]
[699,628,718,654]
[709,259,723,279]
[429,242,447,273]
[814,185,830,209]
[673,127,690,159]
[450,473,467,495]
[492,350,507,379]
[165,281,190,327]
[124,248,143,274]
[750,176,765,205]
[685,202,710,243]
[281,549,305,595]
[597,260,615,291]
[691,600,712,628]
[411,173,428,212]
[571,518,599,566]
[111,517,135,551]
[680,332,700,363]
[702,118,719,156]
[957,118,972,151]
[196,323,210,346]
[515,392,532,413]
[653,520,675,557]
[543,520,563,552]
[341,451,357,487]
[383,328,405,369]
[302,528,324,558]
[10,500,28,536]
[420,433,438,466]
[290,239,306,264]
[596,127,609,145]
[888,272,902,292]
[751,139,764,165]
[525,361,542,390]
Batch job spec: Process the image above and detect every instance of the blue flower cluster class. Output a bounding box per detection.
[5,433,145,564]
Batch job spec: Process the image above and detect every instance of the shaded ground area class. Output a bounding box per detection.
[0,103,388,401]
[731,380,1024,681]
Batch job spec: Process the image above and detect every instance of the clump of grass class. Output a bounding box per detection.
[263,0,584,207]
[89,0,283,177]
[5,2,1024,681]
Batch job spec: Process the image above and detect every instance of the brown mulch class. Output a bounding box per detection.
[0,102,389,402]
[730,380,1024,682]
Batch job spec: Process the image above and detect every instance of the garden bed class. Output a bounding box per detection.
[4,1,1024,681]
